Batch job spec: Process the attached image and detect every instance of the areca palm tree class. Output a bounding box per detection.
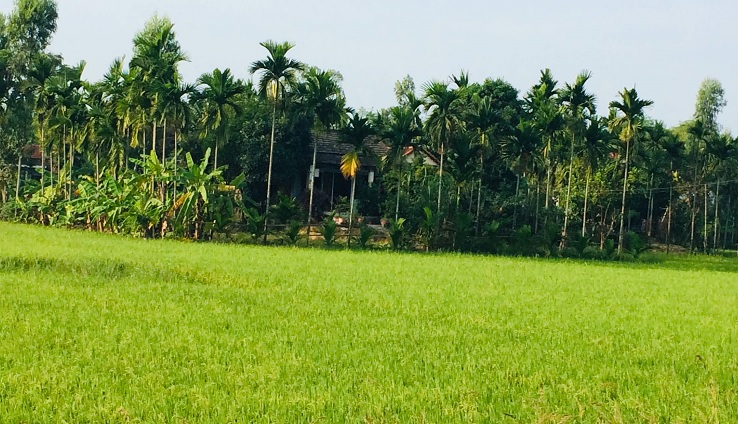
[375,105,422,221]
[500,120,543,230]
[339,112,376,247]
[467,95,500,232]
[197,68,244,170]
[609,87,653,254]
[580,117,613,236]
[559,71,595,243]
[23,53,60,189]
[423,81,463,213]
[249,40,304,242]
[294,67,345,241]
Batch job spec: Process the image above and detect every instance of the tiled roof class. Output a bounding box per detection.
[313,130,389,167]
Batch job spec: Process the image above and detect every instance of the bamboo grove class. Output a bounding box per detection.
[1,1,737,258]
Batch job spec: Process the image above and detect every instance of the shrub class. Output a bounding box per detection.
[358,222,374,249]
[561,247,580,259]
[388,218,406,250]
[244,208,266,241]
[582,246,605,260]
[321,216,338,246]
[283,220,301,245]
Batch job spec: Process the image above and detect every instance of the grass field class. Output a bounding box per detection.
[1,222,737,423]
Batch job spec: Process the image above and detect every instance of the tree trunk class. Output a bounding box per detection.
[534,180,540,234]
[95,151,100,188]
[713,177,720,250]
[395,169,401,222]
[581,170,590,237]
[348,176,356,248]
[562,133,575,244]
[173,130,178,208]
[264,100,278,244]
[475,155,484,237]
[40,126,45,189]
[307,136,319,245]
[437,142,444,214]
[703,183,708,253]
[617,139,631,255]
[512,173,520,231]
[722,195,731,250]
[15,154,22,200]
[666,182,673,254]
[647,173,654,237]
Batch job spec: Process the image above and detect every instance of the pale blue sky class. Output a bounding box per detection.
[3,0,737,132]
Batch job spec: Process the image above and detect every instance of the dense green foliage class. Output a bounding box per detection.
[1,0,737,257]
[1,222,738,422]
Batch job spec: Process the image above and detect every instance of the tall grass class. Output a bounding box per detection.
[1,222,737,422]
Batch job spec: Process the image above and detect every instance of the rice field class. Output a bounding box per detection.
[1,222,737,423]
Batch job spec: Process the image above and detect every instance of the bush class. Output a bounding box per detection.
[560,247,580,259]
[283,220,301,245]
[358,222,374,249]
[582,246,605,260]
[615,252,636,262]
[388,218,406,250]
[321,217,338,246]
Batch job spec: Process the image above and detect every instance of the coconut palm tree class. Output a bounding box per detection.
[423,81,463,213]
[609,87,653,254]
[559,71,595,243]
[196,68,244,170]
[339,112,376,247]
[249,40,304,242]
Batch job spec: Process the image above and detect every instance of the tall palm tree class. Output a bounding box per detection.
[23,53,60,189]
[339,112,376,247]
[609,87,653,254]
[249,40,304,242]
[500,120,543,230]
[295,67,345,241]
[423,81,463,213]
[580,117,613,236]
[559,71,595,243]
[467,95,500,233]
[375,105,422,221]
[196,68,244,170]
[705,133,736,249]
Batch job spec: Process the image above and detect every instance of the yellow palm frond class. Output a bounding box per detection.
[340,151,360,179]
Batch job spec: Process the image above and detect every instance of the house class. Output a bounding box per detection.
[306,131,438,210]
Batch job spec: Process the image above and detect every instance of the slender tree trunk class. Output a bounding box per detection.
[535,179,541,234]
[647,173,654,237]
[562,134,575,244]
[161,119,167,204]
[15,154,22,200]
[617,139,631,255]
[95,151,100,188]
[475,155,484,236]
[703,183,708,253]
[545,136,552,209]
[512,174,520,231]
[713,177,720,250]
[264,100,278,244]
[437,142,444,214]
[456,185,461,211]
[40,126,45,189]
[582,170,590,237]
[69,127,74,200]
[173,130,178,207]
[348,176,356,248]
[395,169,401,222]
[667,182,673,254]
[307,137,319,245]
[722,195,731,250]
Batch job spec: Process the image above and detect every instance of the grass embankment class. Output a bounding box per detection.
[1,222,737,422]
